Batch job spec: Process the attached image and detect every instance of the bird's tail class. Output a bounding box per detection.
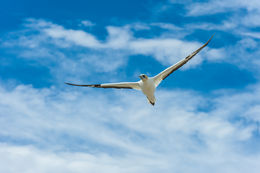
[147,96,155,106]
[149,101,155,106]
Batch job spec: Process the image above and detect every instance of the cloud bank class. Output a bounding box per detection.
[0,82,260,172]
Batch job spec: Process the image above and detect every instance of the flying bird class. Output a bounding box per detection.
[66,35,214,106]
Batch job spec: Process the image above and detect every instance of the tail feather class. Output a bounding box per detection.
[149,101,155,106]
[146,96,156,106]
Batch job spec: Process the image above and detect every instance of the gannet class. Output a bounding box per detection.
[66,35,213,105]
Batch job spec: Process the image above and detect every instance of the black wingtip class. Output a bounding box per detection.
[65,82,72,86]
[208,34,215,43]
[64,82,82,86]
[202,34,214,48]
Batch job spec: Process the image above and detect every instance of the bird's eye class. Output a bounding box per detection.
[142,75,145,78]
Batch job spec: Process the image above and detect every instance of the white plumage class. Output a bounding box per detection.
[66,35,214,105]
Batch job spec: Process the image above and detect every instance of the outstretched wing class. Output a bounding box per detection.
[152,35,214,87]
[65,82,141,90]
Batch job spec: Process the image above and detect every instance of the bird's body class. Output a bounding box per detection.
[65,35,214,105]
[139,77,156,105]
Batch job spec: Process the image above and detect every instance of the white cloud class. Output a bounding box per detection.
[245,105,260,122]
[0,144,167,173]
[2,143,259,173]
[164,0,260,44]
[80,20,95,27]
[105,26,132,49]
[39,20,216,67]
[1,19,220,80]
[186,19,238,32]
[130,38,204,68]
[0,81,260,172]
[128,23,151,31]
[150,22,181,31]
[242,32,260,39]
[224,38,260,71]
[185,0,260,16]
[42,22,101,48]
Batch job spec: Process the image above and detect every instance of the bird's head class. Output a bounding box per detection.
[139,74,148,81]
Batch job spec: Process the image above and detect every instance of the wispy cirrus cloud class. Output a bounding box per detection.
[165,0,260,39]
[80,20,95,27]
[0,18,223,84]
[183,0,260,17]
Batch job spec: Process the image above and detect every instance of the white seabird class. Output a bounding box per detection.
[66,35,214,106]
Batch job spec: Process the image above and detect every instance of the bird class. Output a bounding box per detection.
[65,35,214,106]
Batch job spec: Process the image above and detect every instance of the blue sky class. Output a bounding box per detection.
[1,0,260,172]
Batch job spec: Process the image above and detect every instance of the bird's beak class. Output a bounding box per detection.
[139,75,142,79]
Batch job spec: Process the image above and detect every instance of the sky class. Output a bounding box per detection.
[1,0,260,172]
